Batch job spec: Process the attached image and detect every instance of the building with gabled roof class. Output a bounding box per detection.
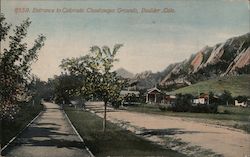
[146,87,165,103]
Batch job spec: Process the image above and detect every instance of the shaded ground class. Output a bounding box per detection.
[1,102,43,147]
[86,101,250,157]
[2,102,91,157]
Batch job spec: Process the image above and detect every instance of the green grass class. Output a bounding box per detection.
[170,74,250,97]
[217,105,250,115]
[127,104,250,121]
[126,104,250,133]
[1,103,43,147]
[64,107,187,157]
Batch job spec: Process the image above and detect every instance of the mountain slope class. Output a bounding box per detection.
[160,32,250,87]
[116,68,134,79]
[170,75,250,97]
[134,32,250,90]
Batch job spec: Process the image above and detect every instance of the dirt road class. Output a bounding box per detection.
[86,101,250,157]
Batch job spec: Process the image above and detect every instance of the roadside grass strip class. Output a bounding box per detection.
[63,110,94,157]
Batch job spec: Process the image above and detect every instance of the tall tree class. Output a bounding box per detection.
[0,14,46,119]
[60,55,97,101]
[60,44,124,131]
[0,14,11,42]
[90,44,124,131]
[220,90,233,106]
[53,73,85,104]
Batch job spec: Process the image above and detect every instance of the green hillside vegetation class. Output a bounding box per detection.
[171,74,250,97]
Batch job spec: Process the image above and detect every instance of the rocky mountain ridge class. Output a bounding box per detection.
[116,68,134,79]
[134,32,250,90]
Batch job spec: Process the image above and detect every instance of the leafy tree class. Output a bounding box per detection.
[219,90,233,106]
[60,55,99,101]
[90,44,124,131]
[28,76,54,102]
[208,91,217,104]
[173,93,193,112]
[0,14,46,119]
[0,14,11,41]
[60,44,124,131]
[53,74,85,104]
[235,95,248,103]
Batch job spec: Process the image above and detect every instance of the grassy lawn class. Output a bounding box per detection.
[64,107,187,157]
[1,102,43,147]
[126,104,250,133]
[170,74,250,97]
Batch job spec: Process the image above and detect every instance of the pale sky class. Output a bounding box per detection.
[1,0,249,81]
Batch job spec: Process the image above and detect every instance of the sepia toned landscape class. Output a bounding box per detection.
[1,0,250,157]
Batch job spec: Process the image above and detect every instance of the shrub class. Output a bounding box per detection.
[190,103,218,113]
[223,110,230,114]
[158,105,167,111]
[235,95,248,103]
[111,99,122,109]
[170,94,193,112]
[165,93,218,113]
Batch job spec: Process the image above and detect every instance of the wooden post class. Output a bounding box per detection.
[154,94,157,103]
[207,94,209,105]
[103,102,107,132]
[61,100,65,109]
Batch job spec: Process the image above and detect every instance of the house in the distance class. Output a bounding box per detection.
[193,93,209,105]
[146,87,165,104]
[165,94,176,105]
[234,99,249,107]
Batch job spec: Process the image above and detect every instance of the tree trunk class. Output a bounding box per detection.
[103,101,107,132]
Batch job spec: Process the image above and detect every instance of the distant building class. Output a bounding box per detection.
[146,87,165,103]
[235,100,248,107]
[193,93,209,104]
[165,94,176,105]
[127,80,139,91]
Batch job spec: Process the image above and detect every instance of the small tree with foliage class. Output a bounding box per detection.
[235,95,248,103]
[60,44,124,131]
[89,45,124,131]
[53,74,85,104]
[219,90,233,106]
[173,93,193,112]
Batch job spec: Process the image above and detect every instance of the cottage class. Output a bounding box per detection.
[165,95,176,105]
[193,93,209,104]
[146,87,165,103]
[235,100,248,107]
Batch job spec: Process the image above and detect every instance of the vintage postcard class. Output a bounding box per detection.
[1,0,249,157]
